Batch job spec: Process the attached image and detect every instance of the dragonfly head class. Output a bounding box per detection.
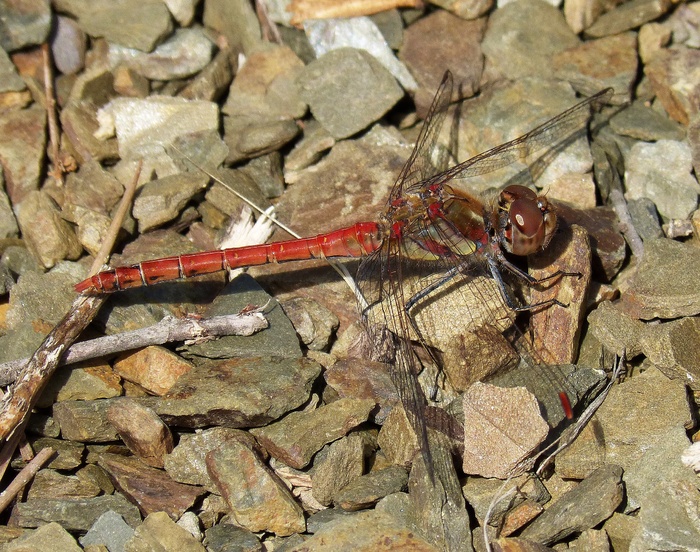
[498,185,557,256]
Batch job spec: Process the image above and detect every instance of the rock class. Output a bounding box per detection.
[529,224,592,365]
[180,49,234,102]
[481,0,580,81]
[164,427,262,492]
[0,46,25,92]
[284,120,335,173]
[39,363,122,406]
[280,296,339,351]
[70,0,172,52]
[64,159,124,216]
[546,173,597,209]
[408,438,471,552]
[239,152,285,199]
[113,65,150,97]
[585,0,672,38]
[156,357,321,429]
[250,398,375,469]
[202,0,261,54]
[204,524,262,552]
[623,238,700,319]
[520,464,624,545]
[0,170,19,238]
[553,33,637,97]
[645,46,700,125]
[625,140,699,221]
[609,101,686,141]
[11,494,141,531]
[312,433,369,506]
[0,0,51,51]
[324,359,398,424]
[377,405,420,470]
[603,512,642,551]
[4,522,81,552]
[80,510,135,551]
[50,15,87,75]
[297,48,404,140]
[462,383,549,478]
[462,473,550,529]
[400,10,484,115]
[98,95,219,159]
[334,466,409,511]
[206,439,305,536]
[626,197,664,241]
[26,469,100,500]
[556,367,692,480]
[97,453,206,519]
[285,510,438,552]
[124,511,205,552]
[304,17,416,93]
[629,479,700,551]
[640,317,700,391]
[61,102,120,164]
[0,107,47,205]
[107,399,174,467]
[587,300,646,358]
[234,118,301,157]
[181,275,301,361]
[27,437,84,471]
[15,191,82,268]
[113,346,193,396]
[132,172,209,232]
[109,27,214,81]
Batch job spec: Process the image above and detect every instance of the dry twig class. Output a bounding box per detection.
[0,312,268,386]
[0,446,54,514]
[42,43,65,185]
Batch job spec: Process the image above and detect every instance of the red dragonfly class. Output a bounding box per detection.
[76,72,612,482]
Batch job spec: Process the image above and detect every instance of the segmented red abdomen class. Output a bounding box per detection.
[75,222,384,293]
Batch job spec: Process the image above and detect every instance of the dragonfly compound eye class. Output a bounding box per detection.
[508,197,546,255]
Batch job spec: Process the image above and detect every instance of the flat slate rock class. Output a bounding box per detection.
[156,356,321,429]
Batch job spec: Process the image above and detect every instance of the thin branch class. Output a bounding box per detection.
[608,169,644,260]
[42,43,63,186]
[0,312,268,386]
[0,446,54,514]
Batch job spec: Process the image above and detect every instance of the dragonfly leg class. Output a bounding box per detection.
[487,256,573,312]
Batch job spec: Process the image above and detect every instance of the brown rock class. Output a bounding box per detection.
[113,346,193,396]
[334,465,408,511]
[645,46,700,125]
[53,400,120,443]
[0,107,46,205]
[107,398,173,468]
[206,439,305,536]
[97,453,205,520]
[462,383,549,479]
[124,511,205,552]
[312,433,368,506]
[250,398,375,469]
[27,469,101,500]
[400,10,485,116]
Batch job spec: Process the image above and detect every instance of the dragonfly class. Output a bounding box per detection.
[75,72,612,482]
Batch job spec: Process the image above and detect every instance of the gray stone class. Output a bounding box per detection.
[51,15,87,75]
[204,523,262,552]
[12,494,141,531]
[521,464,624,545]
[109,28,213,80]
[610,101,686,142]
[0,46,25,92]
[0,169,19,238]
[297,48,404,140]
[304,17,416,92]
[624,238,700,319]
[625,140,700,220]
[74,0,172,52]
[80,510,135,552]
[16,191,83,269]
[0,0,51,51]
[132,172,209,232]
[334,466,408,511]
[587,300,646,358]
[53,399,121,442]
[202,0,261,55]
[280,296,339,351]
[585,0,672,38]
[481,0,580,81]
[26,469,100,500]
[312,433,369,506]
[626,197,664,241]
